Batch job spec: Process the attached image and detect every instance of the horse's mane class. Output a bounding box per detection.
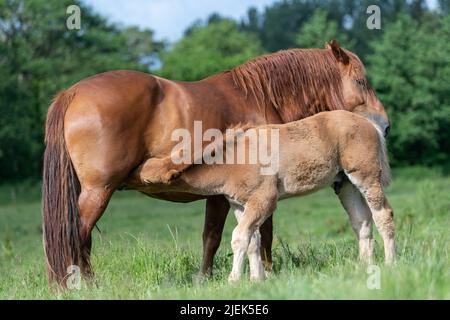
[230,49,348,122]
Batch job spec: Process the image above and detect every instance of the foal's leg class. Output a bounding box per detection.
[367,195,395,264]
[229,191,277,282]
[233,207,265,281]
[336,180,374,264]
[347,174,395,264]
[247,229,265,281]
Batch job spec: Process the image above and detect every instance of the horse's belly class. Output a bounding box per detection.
[138,191,205,203]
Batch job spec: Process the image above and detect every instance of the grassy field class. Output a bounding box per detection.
[0,167,449,299]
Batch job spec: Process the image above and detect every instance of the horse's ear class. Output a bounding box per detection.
[326,39,349,65]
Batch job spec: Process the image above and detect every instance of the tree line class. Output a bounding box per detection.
[0,0,449,182]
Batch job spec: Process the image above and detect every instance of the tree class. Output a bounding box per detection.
[295,10,352,49]
[368,14,450,167]
[259,0,319,51]
[0,0,163,181]
[239,7,263,36]
[158,19,263,81]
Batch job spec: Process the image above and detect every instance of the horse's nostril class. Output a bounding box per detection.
[384,125,390,137]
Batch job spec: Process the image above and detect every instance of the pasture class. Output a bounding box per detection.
[0,167,448,299]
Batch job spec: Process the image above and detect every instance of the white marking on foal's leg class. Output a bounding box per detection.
[358,221,374,264]
[228,191,277,282]
[371,206,395,265]
[233,207,244,223]
[228,207,251,282]
[233,207,265,280]
[247,229,265,281]
[337,180,374,264]
[229,226,251,282]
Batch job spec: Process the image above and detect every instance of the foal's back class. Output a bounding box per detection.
[276,110,382,197]
[180,110,382,203]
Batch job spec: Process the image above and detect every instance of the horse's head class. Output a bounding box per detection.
[326,40,390,136]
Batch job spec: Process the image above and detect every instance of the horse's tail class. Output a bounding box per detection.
[375,125,391,188]
[42,89,86,286]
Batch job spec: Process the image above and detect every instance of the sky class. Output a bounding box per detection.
[82,0,439,43]
[82,0,278,42]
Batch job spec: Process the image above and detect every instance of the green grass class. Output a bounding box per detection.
[0,167,449,299]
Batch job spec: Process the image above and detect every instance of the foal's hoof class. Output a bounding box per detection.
[250,274,265,282]
[228,274,240,283]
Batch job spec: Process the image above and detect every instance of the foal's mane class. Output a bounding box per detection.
[230,49,347,122]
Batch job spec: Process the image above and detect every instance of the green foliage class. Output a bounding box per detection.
[257,0,319,51]
[368,14,450,167]
[0,0,163,181]
[158,19,263,81]
[295,10,352,49]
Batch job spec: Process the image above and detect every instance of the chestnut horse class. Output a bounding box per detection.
[42,40,389,285]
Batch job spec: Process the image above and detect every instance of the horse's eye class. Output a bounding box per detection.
[354,79,366,87]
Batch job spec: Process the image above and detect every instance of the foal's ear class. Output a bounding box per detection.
[326,39,349,65]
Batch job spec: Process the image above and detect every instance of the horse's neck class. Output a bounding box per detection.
[200,71,344,125]
[200,72,284,125]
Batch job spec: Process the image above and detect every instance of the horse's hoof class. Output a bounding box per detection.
[192,273,208,285]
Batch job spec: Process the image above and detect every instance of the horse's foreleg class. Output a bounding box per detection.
[200,195,229,276]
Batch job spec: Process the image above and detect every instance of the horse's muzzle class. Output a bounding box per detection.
[384,125,390,137]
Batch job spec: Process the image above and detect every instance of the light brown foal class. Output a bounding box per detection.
[132,110,395,281]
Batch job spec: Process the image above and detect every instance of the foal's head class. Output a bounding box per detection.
[326,40,390,136]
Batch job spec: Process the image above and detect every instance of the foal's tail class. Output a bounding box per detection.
[42,90,86,286]
[375,126,391,188]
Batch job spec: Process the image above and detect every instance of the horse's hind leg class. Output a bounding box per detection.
[347,174,395,264]
[77,185,114,277]
[336,179,374,264]
[200,195,230,276]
